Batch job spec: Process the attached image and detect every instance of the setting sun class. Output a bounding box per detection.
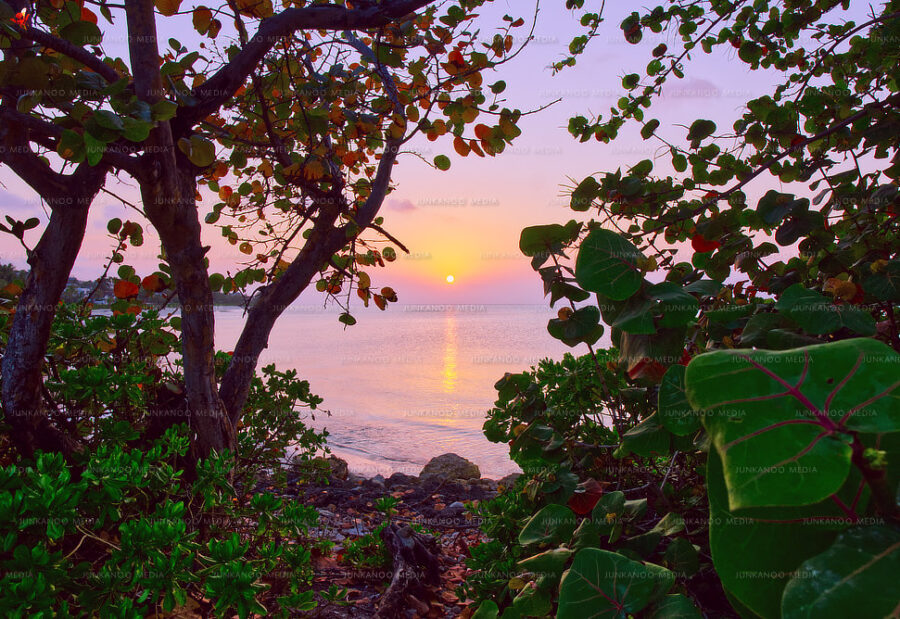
[445,275,455,284]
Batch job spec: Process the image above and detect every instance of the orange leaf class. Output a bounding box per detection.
[453,136,470,157]
[114,280,140,299]
[80,7,97,23]
[141,274,165,293]
[474,124,492,140]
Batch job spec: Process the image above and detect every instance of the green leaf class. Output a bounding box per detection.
[517,548,573,577]
[663,538,699,577]
[862,261,900,301]
[519,223,578,257]
[756,190,809,226]
[590,490,625,534]
[121,117,152,142]
[56,129,86,162]
[707,448,841,619]
[648,282,698,328]
[547,306,602,346]
[338,313,357,326]
[180,135,216,167]
[782,526,900,619]
[84,131,105,166]
[518,504,577,546]
[615,413,671,458]
[512,584,552,617]
[60,21,102,46]
[775,284,842,335]
[557,548,674,618]
[93,110,124,132]
[687,119,716,145]
[686,339,900,510]
[658,365,699,436]
[575,229,644,300]
[471,600,499,619]
[641,119,660,140]
[645,594,702,618]
[571,176,600,211]
[434,155,451,170]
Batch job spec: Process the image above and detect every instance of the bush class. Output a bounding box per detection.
[0,303,330,617]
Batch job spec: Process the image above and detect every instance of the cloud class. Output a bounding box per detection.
[661,78,721,100]
[0,189,36,212]
[385,198,417,212]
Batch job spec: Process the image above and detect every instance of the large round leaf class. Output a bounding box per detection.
[575,229,644,300]
[775,285,841,335]
[686,339,900,510]
[707,449,840,619]
[518,504,577,546]
[645,594,702,618]
[557,548,674,618]
[658,365,699,436]
[782,525,900,619]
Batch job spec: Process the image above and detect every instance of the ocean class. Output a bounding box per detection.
[213,304,578,478]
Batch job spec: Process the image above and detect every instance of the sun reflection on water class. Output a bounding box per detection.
[442,312,458,393]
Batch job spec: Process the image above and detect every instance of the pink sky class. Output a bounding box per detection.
[0,2,867,305]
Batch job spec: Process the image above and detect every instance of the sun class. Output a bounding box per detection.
[446,275,455,284]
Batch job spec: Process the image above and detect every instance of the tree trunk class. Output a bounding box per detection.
[125,0,233,460]
[1,185,98,459]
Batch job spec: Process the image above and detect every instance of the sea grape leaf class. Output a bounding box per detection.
[685,339,900,510]
[614,413,671,458]
[575,229,644,300]
[648,282,699,328]
[520,222,580,257]
[471,600,499,619]
[556,548,674,618]
[571,176,600,211]
[590,490,625,535]
[517,548,573,577]
[707,449,840,619]
[658,365,700,436]
[782,525,900,619]
[518,504,577,546]
[645,594,702,618]
[775,285,842,335]
[547,306,602,346]
[757,190,810,226]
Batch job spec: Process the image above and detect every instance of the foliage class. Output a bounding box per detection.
[472,354,721,615]
[0,301,332,617]
[474,1,900,617]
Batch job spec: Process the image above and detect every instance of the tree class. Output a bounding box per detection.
[472,1,900,616]
[0,0,531,460]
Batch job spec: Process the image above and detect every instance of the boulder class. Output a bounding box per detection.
[419,453,480,482]
[313,455,349,481]
[498,472,522,490]
[386,472,418,488]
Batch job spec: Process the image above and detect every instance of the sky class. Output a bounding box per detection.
[0,1,870,305]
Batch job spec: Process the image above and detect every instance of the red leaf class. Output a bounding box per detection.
[691,235,720,253]
[567,479,606,515]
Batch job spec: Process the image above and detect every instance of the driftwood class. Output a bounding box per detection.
[374,523,441,618]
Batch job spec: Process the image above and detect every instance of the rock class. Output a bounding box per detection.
[342,523,368,536]
[326,455,349,480]
[386,472,417,487]
[312,455,350,481]
[419,453,480,482]
[447,501,465,510]
[498,472,522,489]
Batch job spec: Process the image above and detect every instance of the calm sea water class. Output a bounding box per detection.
[214,305,576,478]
